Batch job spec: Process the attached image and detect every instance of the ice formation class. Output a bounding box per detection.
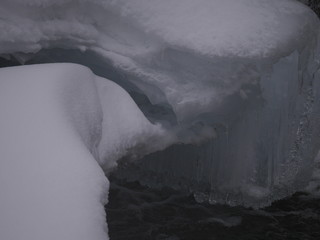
[0,63,161,240]
[0,0,319,213]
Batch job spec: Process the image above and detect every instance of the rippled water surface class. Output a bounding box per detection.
[106,179,320,240]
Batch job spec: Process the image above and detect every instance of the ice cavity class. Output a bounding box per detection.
[0,63,162,240]
[0,0,320,207]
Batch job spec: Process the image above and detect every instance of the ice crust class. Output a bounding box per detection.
[121,47,320,207]
[0,0,320,209]
[0,63,161,240]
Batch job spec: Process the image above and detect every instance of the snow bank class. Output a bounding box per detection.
[0,63,161,240]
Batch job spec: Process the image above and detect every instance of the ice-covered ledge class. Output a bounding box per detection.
[0,0,320,210]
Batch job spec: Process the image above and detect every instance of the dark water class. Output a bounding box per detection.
[106,179,320,240]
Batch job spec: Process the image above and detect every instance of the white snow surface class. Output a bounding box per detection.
[0,63,161,240]
[0,0,315,57]
[105,0,315,58]
[0,0,318,120]
[96,76,164,170]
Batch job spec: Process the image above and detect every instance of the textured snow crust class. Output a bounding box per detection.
[0,63,161,240]
[0,0,315,57]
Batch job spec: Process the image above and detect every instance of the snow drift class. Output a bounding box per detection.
[0,63,161,240]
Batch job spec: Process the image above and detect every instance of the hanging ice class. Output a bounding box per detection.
[0,0,320,209]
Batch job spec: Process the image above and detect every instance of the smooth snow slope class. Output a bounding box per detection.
[96,76,164,170]
[0,63,161,240]
[0,63,108,240]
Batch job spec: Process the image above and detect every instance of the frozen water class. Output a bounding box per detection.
[117,46,320,207]
[0,0,319,208]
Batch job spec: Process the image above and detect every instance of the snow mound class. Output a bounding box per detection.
[0,63,162,240]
